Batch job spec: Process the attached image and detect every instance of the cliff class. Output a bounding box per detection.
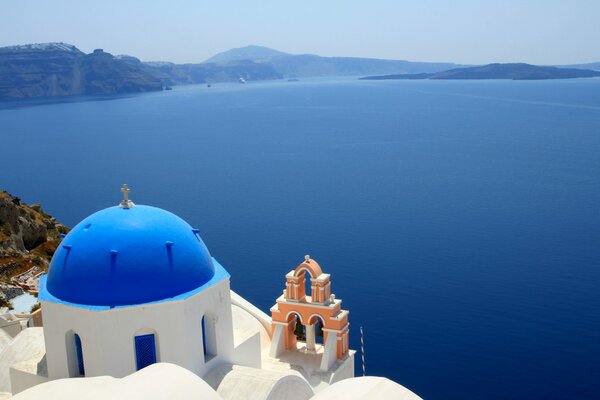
[0,43,284,100]
[118,56,283,85]
[0,191,68,307]
[0,43,163,100]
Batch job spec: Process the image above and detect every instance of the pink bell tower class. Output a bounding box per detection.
[269,256,350,371]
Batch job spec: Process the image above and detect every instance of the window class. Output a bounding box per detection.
[202,315,217,362]
[202,316,207,355]
[135,334,157,370]
[74,333,85,376]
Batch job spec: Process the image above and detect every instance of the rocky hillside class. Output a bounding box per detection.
[119,56,282,85]
[0,191,68,308]
[0,43,163,100]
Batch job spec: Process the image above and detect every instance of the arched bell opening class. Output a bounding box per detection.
[311,315,325,346]
[287,312,305,343]
[300,269,312,300]
[292,256,323,302]
[306,314,326,352]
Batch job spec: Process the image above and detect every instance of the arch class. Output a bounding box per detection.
[134,328,159,371]
[208,364,314,400]
[306,314,326,346]
[134,327,159,337]
[284,311,305,343]
[297,269,314,299]
[307,313,326,326]
[293,258,323,301]
[65,330,85,377]
[74,334,85,376]
[202,314,218,362]
[285,311,304,325]
[293,314,306,342]
[293,259,323,280]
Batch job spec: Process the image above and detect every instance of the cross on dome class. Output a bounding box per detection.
[119,184,136,209]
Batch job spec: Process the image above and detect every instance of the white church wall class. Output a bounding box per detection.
[328,352,356,385]
[269,324,285,358]
[319,332,338,371]
[230,290,272,337]
[232,332,261,369]
[0,319,23,338]
[42,277,236,380]
[42,301,92,380]
[183,278,236,377]
[180,293,205,374]
[9,366,49,395]
[230,302,272,369]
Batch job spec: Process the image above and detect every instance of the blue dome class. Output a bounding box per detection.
[46,205,215,307]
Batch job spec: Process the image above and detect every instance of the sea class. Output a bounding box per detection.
[1,77,599,400]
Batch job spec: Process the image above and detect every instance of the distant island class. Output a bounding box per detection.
[0,43,282,100]
[204,45,464,78]
[2,43,600,100]
[360,63,600,81]
[0,43,463,100]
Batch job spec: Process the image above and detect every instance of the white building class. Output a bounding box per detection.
[0,187,422,400]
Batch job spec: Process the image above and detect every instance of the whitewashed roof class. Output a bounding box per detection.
[13,363,222,400]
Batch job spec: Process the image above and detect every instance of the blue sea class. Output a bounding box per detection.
[1,78,599,399]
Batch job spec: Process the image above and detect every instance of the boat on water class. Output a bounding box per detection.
[239,77,246,84]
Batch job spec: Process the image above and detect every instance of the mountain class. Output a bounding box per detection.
[559,62,600,71]
[204,45,289,63]
[117,56,282,85]
[202,45,464,78]
[6,43,596,101]
[148,60,282,84]
[268,55,463,77]
[0,43,163,100]
[360,63,600,80]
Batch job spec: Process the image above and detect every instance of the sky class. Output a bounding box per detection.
[1,0,599,65]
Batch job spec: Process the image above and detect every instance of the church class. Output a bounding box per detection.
[0,186,421,400]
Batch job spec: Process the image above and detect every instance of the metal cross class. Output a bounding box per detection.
[121,184,130,202]
[119,184,135,208]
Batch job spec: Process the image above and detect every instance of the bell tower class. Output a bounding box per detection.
[269,256,350,372]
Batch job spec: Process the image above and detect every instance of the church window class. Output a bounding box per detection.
[202,315,217,362]
[135,334,157,370]
[74,333,85,376]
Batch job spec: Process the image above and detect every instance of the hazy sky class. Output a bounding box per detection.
[1,0,599,64]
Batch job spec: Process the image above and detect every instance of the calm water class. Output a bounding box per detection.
[1,78,599,399]
[10,292,38,313]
